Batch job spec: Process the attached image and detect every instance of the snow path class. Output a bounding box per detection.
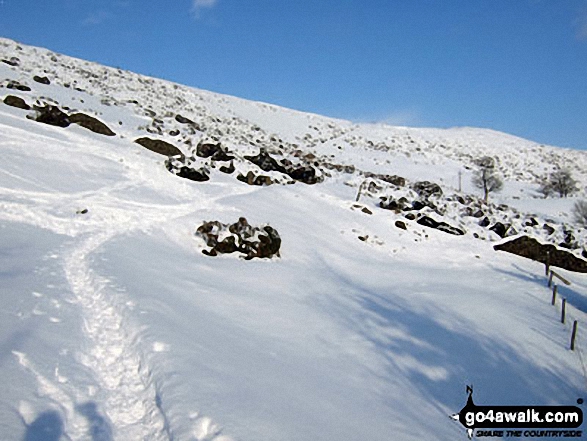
[0,116,243,439]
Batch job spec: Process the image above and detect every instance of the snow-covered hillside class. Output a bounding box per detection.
[1,37,586,441]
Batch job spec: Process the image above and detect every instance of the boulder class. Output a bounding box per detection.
[33,105,70,127]
[543,224,555,235]
[196,142,234,161]
[245,148,287,174]
[379,174,406,187]
[7,81,31,92]
[525,217,539,227]
[2,57,20,66]
[287,165,319,184]
[175,114,196,125]
[379,197,406,212]
[219,161,235,174]
[33,75,50,85]
[175,166,210,182]
[3,95,30,110]
[489,222,509,238]
[69,113,115,136]
[479,217,491,227]
[412,181,443,198]
[494,236,587,273]
[395,220,407,230]
[135,137,183,157]
[416,215,465,235]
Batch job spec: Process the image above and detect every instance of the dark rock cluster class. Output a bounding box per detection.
[196,217,281,260]
[494,236,587,273]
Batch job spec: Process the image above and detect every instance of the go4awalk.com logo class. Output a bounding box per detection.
[450,386,583,439]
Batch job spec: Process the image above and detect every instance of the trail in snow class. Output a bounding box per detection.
[0,122,242,439]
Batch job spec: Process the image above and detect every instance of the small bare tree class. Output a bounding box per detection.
[472,156,503,203]
[539,169,578,198]
[573,200,587,226]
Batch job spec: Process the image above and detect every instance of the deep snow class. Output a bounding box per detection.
[0,37,586,441]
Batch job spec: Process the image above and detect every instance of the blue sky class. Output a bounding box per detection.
[1,1,586,149]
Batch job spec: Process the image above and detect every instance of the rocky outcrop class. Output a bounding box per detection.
[245,148,320,184]
[135,137,183,157]
[196,217,281,260]
[494,236,587,273]
[69,113,115,136]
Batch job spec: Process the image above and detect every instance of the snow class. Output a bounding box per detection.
[0,37,586,440]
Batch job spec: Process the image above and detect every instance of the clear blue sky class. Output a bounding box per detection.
[1,1,587,149]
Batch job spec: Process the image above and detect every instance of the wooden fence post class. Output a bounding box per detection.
[545,251,550,276]
[561,298,567,324]
[551,284,557,306]
[547,271,554,288]
[571,321,578,351]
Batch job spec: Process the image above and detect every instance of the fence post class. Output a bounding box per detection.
[571,321,578,351]
[548,271,554,288]
[551,284,557,306]
[545,251,550,276]
[561,298,567,324]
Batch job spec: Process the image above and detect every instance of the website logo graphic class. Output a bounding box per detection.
[450,385,583,439]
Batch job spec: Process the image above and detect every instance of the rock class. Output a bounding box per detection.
[135,137,183,157]
[33,105,70,127]
[175,166,210,182]
[583,249,587,259]
[405,213,416,221]
[215,236,238,254]
[169,129,180,136]
[287,165,319,184]
[175,114,196,125]
[489,222,509,238]
[3,95,30,110]
[380,197,406,212]
[196,218,281,259]
[361,207,373,215]
[525,217,539,227]
[473,210,484,218]
[2,57,20,66]
[543,223,555,235]
[69,113,115,136]
[395,220,407,230]
[411,200,426,211]
[196,142,234,161]
[7,81,31,92]
[416,215,465,235]
[33,75,50,85]
[494,236,587,273]
[253,175,273,186]
[379,174,406,187]
[479,217,491,227]
[245,148,287,174]
[219,161,235,174]
[412,181,443,198]
[76,208,89,215]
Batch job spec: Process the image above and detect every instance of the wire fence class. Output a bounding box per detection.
[545,268,587,391]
